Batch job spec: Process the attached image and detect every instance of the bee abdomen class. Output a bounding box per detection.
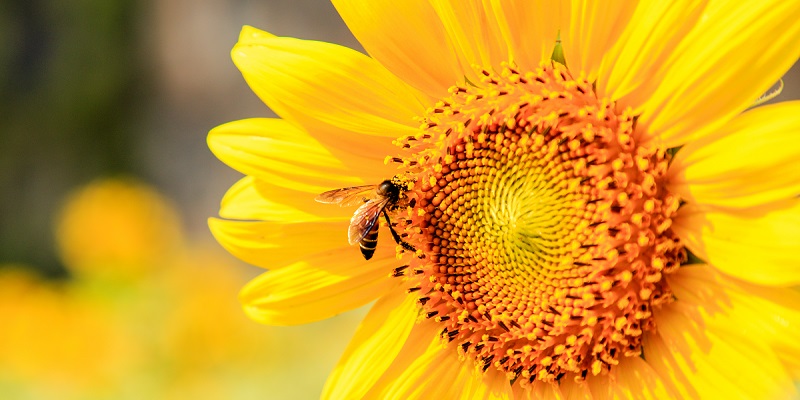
[359,229,379,260]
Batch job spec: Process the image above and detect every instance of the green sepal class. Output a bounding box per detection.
[551,31,566,66]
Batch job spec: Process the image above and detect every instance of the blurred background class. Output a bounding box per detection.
[0,1,798,399]
[0,1,368,399]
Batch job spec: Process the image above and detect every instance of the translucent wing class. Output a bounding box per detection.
[348,197,390,245]
[315,185,377,207]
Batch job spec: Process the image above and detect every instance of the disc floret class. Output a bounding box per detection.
[392,64,685,385]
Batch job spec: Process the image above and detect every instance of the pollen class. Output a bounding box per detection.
[394,64,685,386]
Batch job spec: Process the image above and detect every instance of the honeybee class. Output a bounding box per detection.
[316,179,415,260]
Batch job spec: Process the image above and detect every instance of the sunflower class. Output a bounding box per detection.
[208,1,800,398]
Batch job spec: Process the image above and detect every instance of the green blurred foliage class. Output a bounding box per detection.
[0,0,143,276]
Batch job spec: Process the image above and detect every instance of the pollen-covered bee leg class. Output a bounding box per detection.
[382,209,416,252]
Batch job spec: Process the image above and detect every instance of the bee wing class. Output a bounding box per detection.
[348,197,390,245]
[315,185,378,207]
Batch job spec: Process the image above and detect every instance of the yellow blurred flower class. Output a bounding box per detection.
[0,268,142,399]
[153,245,296,399]
[158,246,273,372]
[2,179,328,398]
[55,178,183,280]
[209,1,800,398]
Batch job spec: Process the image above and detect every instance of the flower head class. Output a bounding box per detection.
[55,178,183,279]
[209,1,800,398]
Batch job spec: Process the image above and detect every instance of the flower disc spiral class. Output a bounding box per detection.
[396,65,686,384]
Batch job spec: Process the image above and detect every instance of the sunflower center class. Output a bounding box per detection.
[393,64,686,385]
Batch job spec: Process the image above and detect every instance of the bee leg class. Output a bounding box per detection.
[382,210,416,252]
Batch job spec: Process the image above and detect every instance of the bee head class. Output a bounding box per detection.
[377,180,400,199]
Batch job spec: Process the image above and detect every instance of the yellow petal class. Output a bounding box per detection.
[485,0,568,72]
[239,251,399,326]
[609,356,677,399]
[363,320,442,398]
[459,368,512,400]
[273,106,403,179]
[237,24,275,43]
[562,0,638,82]
[583,371,611,399]
[559,380,592,400]
[669,101,800,209]
[644,302,797,399]
[597,0,707,102]
[512,381,563,400]
[233,26,417,175]
[322,288,419,400]
[673,201,800,286]
[208,118,365,193]
[232,26,424,139]
[428,0,508,80]
[378,340,474,399]
[668,265,800,379]
[635,0,800,147]
[208,218,352,269]
[332,0,461,98]
[219,176,346,222]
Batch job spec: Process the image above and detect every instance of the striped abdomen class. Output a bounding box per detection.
[359,222,380,260]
